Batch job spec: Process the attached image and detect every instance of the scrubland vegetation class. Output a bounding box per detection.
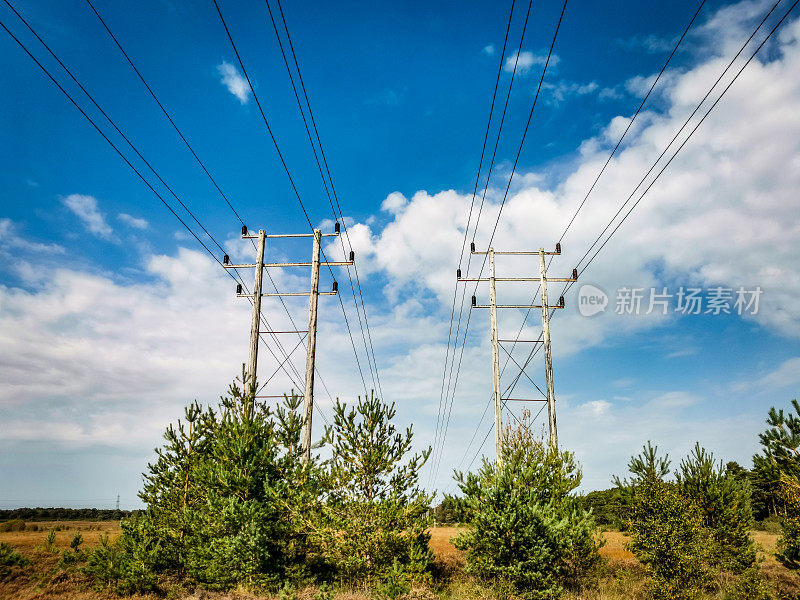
[2,379,800,599]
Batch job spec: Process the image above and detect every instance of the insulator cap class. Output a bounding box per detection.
[555,242,561,254]
[223,254,229,265]
[241,225,248,236]
[572,268,578,280]
[349,250,355,261]
[334,221,340,234]
[470,242,475,252]
[471,295,477,307]
[236,284,242,294]
[559,296,565,308]
[332,281,338,293]
[457,268,462,279]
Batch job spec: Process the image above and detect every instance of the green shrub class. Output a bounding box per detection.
[778,476,800,569]
[628,477,708,600]
[0,519,25,532]
[70,532,83,551]
[453,412,603,600]
[0,542,30,575]
[45,528,56,550]
[83,533,157,595]
[317,392,433,585]
[677,443,759,573]
[374,559,411,600]
[95,373,318,592]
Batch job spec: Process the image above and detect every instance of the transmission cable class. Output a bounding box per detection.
[261,0,382,398]
[432,0,568,486]
[430,0,518,488]
[81,0,336,401]
[212,0,371,398]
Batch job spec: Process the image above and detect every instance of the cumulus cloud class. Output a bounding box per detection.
[217,61,250,104]
[117,213,148,229]
[62,194,113,239]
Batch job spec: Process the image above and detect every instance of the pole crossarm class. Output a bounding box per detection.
[459,276,575,282]
[238,291,338,297]
[503,398,548,402]
[225,261,353,268]
[472,303,564,309]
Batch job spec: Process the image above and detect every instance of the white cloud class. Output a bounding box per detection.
[117,213,148,230]
[217,61,250,104]
[0,219,65,255]
[504,50,560,74]
[61,194,113,239]
[381,192,407,214]
[4,1,800,501]
[543,80,599,104]
[618,34,680,54]
[482,44,496,56]
[753,357,800,389]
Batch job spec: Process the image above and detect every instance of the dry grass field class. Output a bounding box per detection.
[1,522,797,600]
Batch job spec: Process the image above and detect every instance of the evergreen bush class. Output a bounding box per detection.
[453,412,602,600]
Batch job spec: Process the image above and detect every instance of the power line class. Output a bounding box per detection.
[0,6,315,401]
[432,0,569,486]
[487,0,710,416]
[499,0,794,437]
[262,0,383,399]
[431,0,517,488]
[82,0,337,402]
[433,0,536,484]
[578,0,796,277]
[212,0,371,399]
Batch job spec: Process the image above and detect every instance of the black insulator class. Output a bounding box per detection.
[332,281,338,293]
[559,296,565,308]
[241,225,248,236]
[470,242,475,252]
[334,221,340,234]
[457,268,462,279]
[349,250,355,261]
[471,295,477,307]
[236,284,242,295]
[572,268,578,280]
[223,254,229,265]
[555,242,561,254]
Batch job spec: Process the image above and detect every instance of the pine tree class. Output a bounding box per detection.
[113,372,317,590]
[454,412,602,600]
[319,392,433,584]
[676,444,758,573]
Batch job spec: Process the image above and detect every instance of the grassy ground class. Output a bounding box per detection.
[1,522,798,599]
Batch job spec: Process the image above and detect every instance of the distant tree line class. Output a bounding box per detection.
[0,507,135,521]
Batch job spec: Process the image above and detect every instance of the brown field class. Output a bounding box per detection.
[1,521,122,552]
[1,522,797,600]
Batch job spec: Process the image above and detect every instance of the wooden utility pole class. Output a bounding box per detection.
[224,224,353,462]
[301,229,321,464]
[247,229,266,397]
[462,243,576,452]
[488,247,502,466]
[539,249,557,446]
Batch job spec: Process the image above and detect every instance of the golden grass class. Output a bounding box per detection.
[0,523,793,600]
[0,520,121,553]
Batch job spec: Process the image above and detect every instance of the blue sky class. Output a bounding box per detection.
[1,0,800,507]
